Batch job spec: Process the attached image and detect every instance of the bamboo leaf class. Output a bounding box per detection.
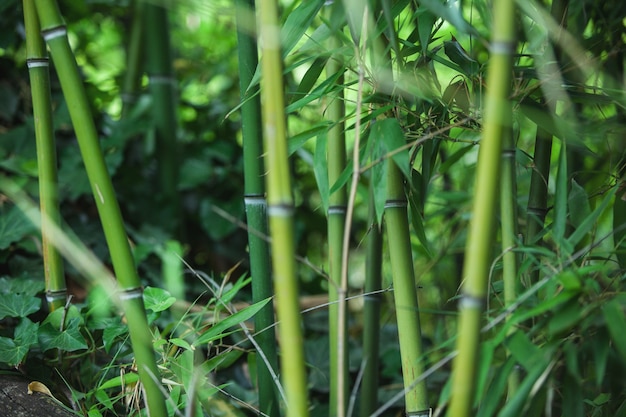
[566,185,617,248]
[568,179,590,229]
[602,298,626,363]
[553,143,569,252]
[477,356,515,417]
[504,330,541,369]
[438,144,474,174]
[613,182,626,268]
[295,56,330,99]
[280,0,324,57]
[497,361,547,417]
[288,123,331,155]
[591,328,610,385]
[416,6,437,54]
[194,298,271,346]
[371,118,410,178]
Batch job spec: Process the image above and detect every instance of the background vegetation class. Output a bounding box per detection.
[1,0,626,416]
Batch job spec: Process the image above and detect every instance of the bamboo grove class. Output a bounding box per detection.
[0,0,625,416]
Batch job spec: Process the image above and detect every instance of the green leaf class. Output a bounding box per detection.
[567,185,617,248]
[294,56,330,100]
[194,298,271,346]
[497,361,548,417]
[0,276,45,296]
[371,118,410,179]
[602,299,626,363]
[548,298,583,337]
[97,372,140,391]
[38,318,88,352]
[504,330,541,369]
[288,122,331,156]
[143,286,176,313]
[591,328,610,385]
[0,293,41,320]
[553,143,571,254]
[44,305,84,330]
[0,318,39,366]
[281,0,324,57]
[0,204,37,250]
[568,179,590,229]
[477,356,515,417]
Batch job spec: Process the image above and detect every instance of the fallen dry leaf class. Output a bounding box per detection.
[27,381,53,397]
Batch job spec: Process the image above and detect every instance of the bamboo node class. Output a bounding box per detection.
[244,195,266,206]
[41,26,67,42]
[384,199,407,209]
[26,58,49,68]
[459,294,486,310]
[489,40,516,55]
[119,287,144,301]
[406,408,432,417]
[45,289,68,303]
[267,203,293,217]
[328,205,346,215]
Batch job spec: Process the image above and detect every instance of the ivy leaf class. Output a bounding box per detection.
[0,276,45,296]
[0,318,39,366]
[143,286,176,313]
[38,318,88,352]
[0,293,41,320]
[0,205,36,250]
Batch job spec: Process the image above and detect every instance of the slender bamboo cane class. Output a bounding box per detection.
[385,160,429,415]
[256,0,309,415]
[235,0,280,415]
[31,2,166,416]
[499,127,520,396]
[525,125,552,281]
[359,188,383,417]
[446,0,516,415]
[23,0,66,312]
[121,0,145,116]
[325,29,349,417]
[143,1,180,233]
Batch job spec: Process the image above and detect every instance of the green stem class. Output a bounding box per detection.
[500,127,519,396]
[385,161,429,414]
[447,0,516,415]
[121,0,145,116]
[257,0,309,415]
[326,30,348,417]
[359,188,383,417]
[235,0,280,414]
[143,1,180,233]
[23,0,66,312]
[32,2,166,415]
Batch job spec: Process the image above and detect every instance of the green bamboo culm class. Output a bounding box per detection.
[360,187,383,417]
[143,1,181,233]
[325,25,349,417]
[256,0,309,416]
[23,0,66,312]
[446,0,516,415]
[235,0,280,415]
[499,127,520,396]
[525,125,552,282]
[121,0,145,116]
[31,2,167,416]
[385,160,429,415]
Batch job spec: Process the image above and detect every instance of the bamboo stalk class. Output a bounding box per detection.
[23,0,66,312]
[32,2,166,415]
[235,0,280,414]
[359,187,383,417]
[325,24,349,417]
[446,0,516,414]
[385,160,429,415]
[256,0,309,415]
[143,1,180,233]
[500,127,520,396]
[121,0,145,116]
